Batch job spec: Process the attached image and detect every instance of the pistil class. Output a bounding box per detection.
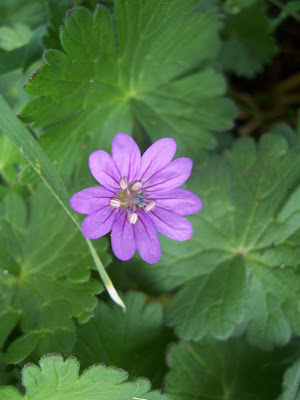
[111,179,155,218]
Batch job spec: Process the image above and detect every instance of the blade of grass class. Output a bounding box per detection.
[0,94,125,311]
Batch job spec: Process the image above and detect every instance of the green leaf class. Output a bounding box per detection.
[73,291,173,387]
[270,122,300,148]
[220,4,277,77]
[0,47,27,75]
[0,134,22,185]
[223,0,258,14]
[279,360,300,400]
[125,132,300,349]
[0,187,105,363]
[0,24,32,52]
[0,354,169,400]
[43,0,75,50]
[0,92,125,310]
[0,386,23,400]
[166,338,300,400]
[165,257,247,340]
[0,0,46,29]
[0,307,21,349]
[19,2,235,181]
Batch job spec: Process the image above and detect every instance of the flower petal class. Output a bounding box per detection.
[153,188,202,215]
[70,187,116,214]
[112,132,141,184]
[81,205,118,239]
[89,150,121,190]
[111,210,136,261]
[139,138,176,182]
[147,207,193,241]
[143,158,193,192]
[134,212,161,264]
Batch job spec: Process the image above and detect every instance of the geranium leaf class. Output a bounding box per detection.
[0,187,106,363]
[19,1,236,181]
[279,360,300,400]
[0,134,22,185]
[220,4,277,77]
[165,257,247,340]
[166,338,300,400]
[73,291,172,387]
[43,0,74,50]
[0,354,169,400]
[126,132,300,349]
[0,1,46,29]
[0,308,21,349]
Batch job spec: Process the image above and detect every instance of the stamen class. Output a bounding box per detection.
[145,201,156,212]
[119,178,128,190]
[132,181,142,191]
[129,212,138,224]
[110,198,121,207]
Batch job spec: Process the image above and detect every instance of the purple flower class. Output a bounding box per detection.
[70,133,202,264]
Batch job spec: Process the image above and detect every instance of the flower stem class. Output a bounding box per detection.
[86,240,126,310]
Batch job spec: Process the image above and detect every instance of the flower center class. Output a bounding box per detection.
[109,178,156,224]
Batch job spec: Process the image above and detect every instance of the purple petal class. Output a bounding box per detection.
[70,187,116,214]
[153,189,202,215]
[143,158,193,192]
[81,205,118,239]
[147,207,193,241]
[112,133,141,184]
[138,138,176,182]
[111,210,136,261]
[134,212,161,264]
[89,150,121,190]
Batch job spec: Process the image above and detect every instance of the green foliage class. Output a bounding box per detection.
[0,354,168,400]
[279,360,300,400]
[125,133,300,349]
[271,1,300,29]
[0,0,46,29]
[19,1,235,182]
[0,24,32,52]
[223,0,258,14]
[220,3,277,77]
[166,338,300,400]
[73,291,172,387]
[0,187,106,363]
[0,134,22,185]
[0,0,46,76]
[43,0,76,50]
[0,0,299,398]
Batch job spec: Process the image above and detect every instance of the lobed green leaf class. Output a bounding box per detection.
[73,291,172,387]
[166,338,300,400]
[0,187,106,363]
[124,132,300,349]
[19,1,236,182]
[0,354,169,400]
[220,3,277,77]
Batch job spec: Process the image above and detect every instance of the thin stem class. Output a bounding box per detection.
[269,0,300,25]
[0,94,125,310]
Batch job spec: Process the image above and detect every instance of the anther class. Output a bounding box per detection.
[132,181,142,191]
[145,201,156,212]
[129,213,138,224]
[119,178,128,190]
[110,198,121,207]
